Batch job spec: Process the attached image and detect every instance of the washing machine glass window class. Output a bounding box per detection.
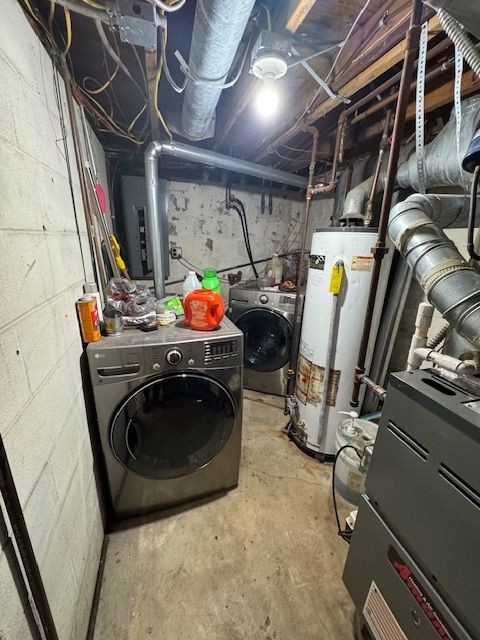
[236,308,291,372]
[110,373,236,480]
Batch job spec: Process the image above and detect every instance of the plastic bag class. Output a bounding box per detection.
[106,278,156,318]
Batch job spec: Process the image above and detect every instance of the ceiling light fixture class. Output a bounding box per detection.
[250,30,290,117]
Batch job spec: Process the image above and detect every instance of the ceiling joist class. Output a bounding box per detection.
[285,0,317,33]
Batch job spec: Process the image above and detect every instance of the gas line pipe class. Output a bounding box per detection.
[286,127,319,399]
[350,0,424,407]
[318,260,344,442]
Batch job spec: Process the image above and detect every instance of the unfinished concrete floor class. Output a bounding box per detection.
[93,391,355,640]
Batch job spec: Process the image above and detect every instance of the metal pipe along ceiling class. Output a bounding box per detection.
[342,96,480,221]
[181,0,256,140]
[145,140,308,299]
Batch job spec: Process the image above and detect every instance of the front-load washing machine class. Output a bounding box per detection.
[87,317,243,520]
[227,282,302,396]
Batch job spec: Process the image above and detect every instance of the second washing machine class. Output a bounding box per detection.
[227,281,301,396]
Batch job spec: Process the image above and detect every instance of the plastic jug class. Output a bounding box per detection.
[271,253,283,285]
[183,271,201,298]
[184,289,224,331]
[201,268,221,294]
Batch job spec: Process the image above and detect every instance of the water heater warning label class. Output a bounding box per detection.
[296,354,340,406]
[352,255,373,271]
[363,582,407,640]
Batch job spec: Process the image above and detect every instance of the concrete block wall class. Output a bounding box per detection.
[165,182,333,296]
[0,1,104,638]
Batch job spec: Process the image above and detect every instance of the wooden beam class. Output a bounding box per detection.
[406,69,480,119]
[251,13,440,162]
[278,69,480,171]
[145,50,160,141]
[285,0,317,33]
[213,0,319,149]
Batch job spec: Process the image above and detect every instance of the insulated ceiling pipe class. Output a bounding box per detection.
[145,140,308,299]
[180,0,256,140]
[342,96,480,221]
[388,193,480,348]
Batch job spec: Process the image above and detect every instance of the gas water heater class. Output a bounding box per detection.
[290,228,378,458]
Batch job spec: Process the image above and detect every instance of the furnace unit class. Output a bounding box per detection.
[344,369,480,640]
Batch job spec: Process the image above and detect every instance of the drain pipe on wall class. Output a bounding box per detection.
[350,0,424,407]
[144,140,307,299]
[286,127,319,400]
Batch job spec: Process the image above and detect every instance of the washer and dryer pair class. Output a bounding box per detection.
[227,282,301,396]
[87,318,243,520]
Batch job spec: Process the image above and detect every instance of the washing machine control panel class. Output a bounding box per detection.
[165,348,183,366]
[204,339,240,365]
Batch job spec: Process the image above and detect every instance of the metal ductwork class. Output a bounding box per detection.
[342,96,480,220]
[388,194,480,348]
[180,0,256,140]
[145,140,308,298]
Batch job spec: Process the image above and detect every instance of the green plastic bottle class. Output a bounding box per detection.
[202,268,221,294]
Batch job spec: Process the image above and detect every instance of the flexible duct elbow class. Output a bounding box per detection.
[181,0,256,140]
[388,194,480,348]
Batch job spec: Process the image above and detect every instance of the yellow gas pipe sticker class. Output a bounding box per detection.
[329,260,344,294]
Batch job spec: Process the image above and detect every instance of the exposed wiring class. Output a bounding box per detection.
[154,49,173,139]
[467,166,480,260]
[226,188,259,278]
[127,104,147,133]
[287,42,342,69]
[166,251,300,287]
[325,0,373,83]
[63,8,72,55]
[274,149,311,164]
[94,20,147,100]
[259,3,272,31]
[48,0,55,29]
[131,44,148,90]
[263,0,373,153]
[332,444,361,543]
[82,53,119,95]
[161,22,187,93]
[20,0,143,145]
[151,0,186,13]
[52,63,88,281]
[178,257,230,282]
[81,0,105,9]
[174,27,254,90]
[75,85,144,143]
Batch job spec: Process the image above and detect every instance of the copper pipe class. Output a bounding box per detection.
[352,57,456,126]
[350,0,424,407]
[364,108,392,226]
[287,127,319,396]
[328,37,450,183]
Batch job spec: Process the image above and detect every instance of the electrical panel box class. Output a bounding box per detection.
[119,175,170,281]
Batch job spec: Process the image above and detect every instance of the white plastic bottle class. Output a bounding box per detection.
[183,271,201,298]
[271,253,283,285]
[84,282,103,321]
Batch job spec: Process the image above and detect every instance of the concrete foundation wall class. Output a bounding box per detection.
[164,182,333,296]
[0,1,103,638]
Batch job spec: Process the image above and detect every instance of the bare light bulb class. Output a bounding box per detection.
[255,79,279,117]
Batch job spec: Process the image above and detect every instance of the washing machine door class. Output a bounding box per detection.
[110,373,236,480]
[236,308,292,372]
